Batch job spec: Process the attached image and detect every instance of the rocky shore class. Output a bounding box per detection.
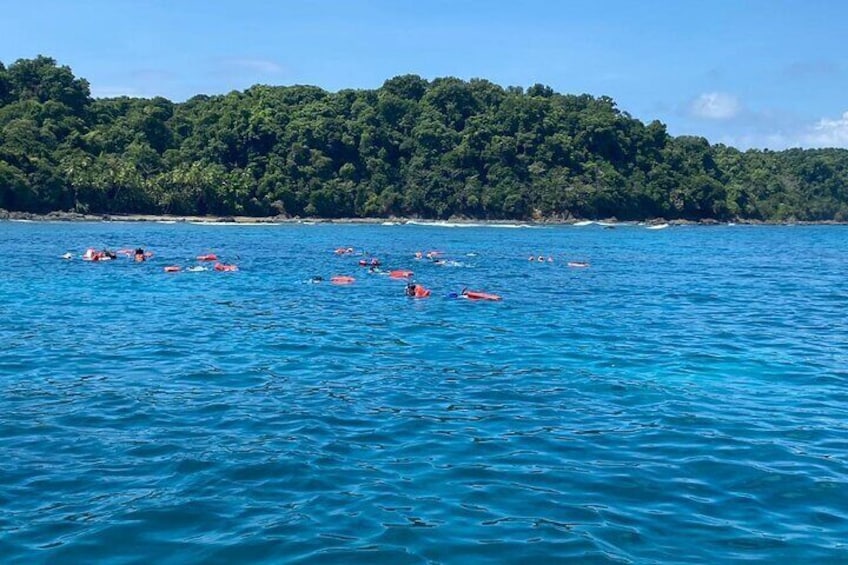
[0,209,843,226]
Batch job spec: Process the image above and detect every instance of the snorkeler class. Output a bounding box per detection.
[406,282,431,298]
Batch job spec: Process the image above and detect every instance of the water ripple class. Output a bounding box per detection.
[0,222,847,562]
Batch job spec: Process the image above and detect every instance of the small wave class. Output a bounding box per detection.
[406,220,481,228]
[573,220,594,226]
[189,221,280,226]
[406,220,538,229]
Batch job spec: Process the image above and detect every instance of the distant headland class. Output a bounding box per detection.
[2,56,848,223]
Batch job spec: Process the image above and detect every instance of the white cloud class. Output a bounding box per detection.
[802,111,848,148]
[715,110,848,150]
[690,92,741,120]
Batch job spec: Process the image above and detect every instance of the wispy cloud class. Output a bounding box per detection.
[689,92,741,120]
[90,86,148,99]
[717,132,793,150]
[781,60,840,80]
[802,111,848,148]
[717,110,848,150]
[89,68,175,100]
[223,58,284,74]
[130,69,176,82]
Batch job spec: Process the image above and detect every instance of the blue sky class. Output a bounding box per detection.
[2,0,847,149]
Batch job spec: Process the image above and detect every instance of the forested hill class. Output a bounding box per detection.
[2,56,848,221]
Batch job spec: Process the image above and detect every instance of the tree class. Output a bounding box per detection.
[2,55,848,221]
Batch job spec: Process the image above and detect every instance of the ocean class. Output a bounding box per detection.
[1,220,846,563]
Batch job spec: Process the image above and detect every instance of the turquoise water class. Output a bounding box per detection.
[1,220,846,563]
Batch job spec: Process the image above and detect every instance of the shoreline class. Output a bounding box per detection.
[1,209,845,226]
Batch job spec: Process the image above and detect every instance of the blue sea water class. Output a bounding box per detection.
[0,220,846,563]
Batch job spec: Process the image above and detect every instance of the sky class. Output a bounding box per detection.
[2,0,847,150]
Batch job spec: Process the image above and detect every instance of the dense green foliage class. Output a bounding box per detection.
[2,56,848,221]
